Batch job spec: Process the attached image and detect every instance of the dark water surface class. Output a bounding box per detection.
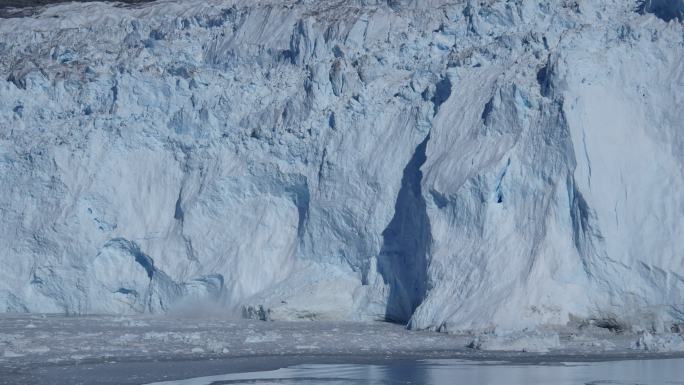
[147,358,684,385]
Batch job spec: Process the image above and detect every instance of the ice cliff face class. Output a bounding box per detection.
[0,0,683,333]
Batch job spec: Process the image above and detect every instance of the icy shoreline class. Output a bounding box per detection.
[2,315,684,384]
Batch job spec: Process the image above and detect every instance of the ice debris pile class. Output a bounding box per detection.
[0,0,683,334]
[630,329,684,352]
[467,331,561,353]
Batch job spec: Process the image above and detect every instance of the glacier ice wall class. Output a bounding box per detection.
[0,0,683,333]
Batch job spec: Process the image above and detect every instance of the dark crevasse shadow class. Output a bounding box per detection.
[636,0,684,22]
[377,134,431,324]
[0,0,156,18]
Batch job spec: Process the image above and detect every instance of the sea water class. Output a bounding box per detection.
[148,357,684,385]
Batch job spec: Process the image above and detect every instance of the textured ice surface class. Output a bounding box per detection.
[0,314,475,369]
[631,330,684,352]
[1,0,683,333]
[0,314,676,369]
